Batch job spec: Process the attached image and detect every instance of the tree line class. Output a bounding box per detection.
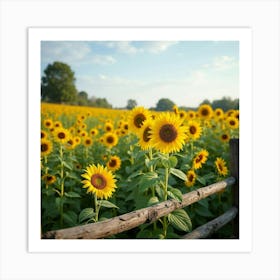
[41,61,239,112]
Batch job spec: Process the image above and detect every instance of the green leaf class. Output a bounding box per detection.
[147,196,159,206]
[195,206,214,218]
[98,200,119,209]
[63,211,77,226]
[167,187,183,202]
[170,168,187,181]
[139,172,159,192]
[169,156,178,168]
[62,161,72,170]
[168,209,192,232]
[65,191,81,198]
[196,176,206,186]
[136,229,153,239]
[79,208,95,223]
[155,185,165,200]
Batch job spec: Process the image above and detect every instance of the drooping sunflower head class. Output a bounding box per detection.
[103,132,118,148]
[81,164,117,200]
[41,139,53,157]
[198,104,213,120]
[193,149,209,169]
[173,105,179,114]
[106,155,122,171]
[185,170,196,187]
[53,127,70,144]
[215,157,228,176]
[138,119,154,151]
[65,137,76,150]
[129,107,151,134]
[150,112,187,154]
[186,120,202,140]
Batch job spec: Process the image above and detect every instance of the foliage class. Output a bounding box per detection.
[41,102,239,238]
[155,98,175,111]
[41,61,78,104]
[126,99,138,110]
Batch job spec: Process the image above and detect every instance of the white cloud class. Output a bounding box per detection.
[101,41,177,54]
[92,55,116,65]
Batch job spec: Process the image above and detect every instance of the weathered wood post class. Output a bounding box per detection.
[229,138,239,238]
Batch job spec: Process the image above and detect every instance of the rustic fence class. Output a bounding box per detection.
[42,139,239,239]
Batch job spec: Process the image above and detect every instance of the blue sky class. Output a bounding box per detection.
[41,41,239,108]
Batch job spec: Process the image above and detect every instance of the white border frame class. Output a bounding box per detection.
[28,27,252,253]
[1,1,279,279]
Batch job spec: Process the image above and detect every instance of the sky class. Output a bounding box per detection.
[41,41,239,108]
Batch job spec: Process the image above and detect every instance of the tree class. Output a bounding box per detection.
[41,61,78,104]
[77,91,89,106]
[155,98,175,111]
[126,99,137,110]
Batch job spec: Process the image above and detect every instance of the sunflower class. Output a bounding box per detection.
[129,107,151,134]
[53,121,62,129]
[103,132,118,148]
[41,139,53,157]
[53,127,70,144]
[79,130,88,138]
[178,110,187,121]
[150,112,187,154]
[193,149,209,169]
[105,122,114,132]
[186,120,202,140]
[90,128,99,137]
[214,108,224,120]
[65,137,76,150]
[138,120,154,151]
[198,104,213,120]
[215,157,228,176]
[226,116,239,130]
[185,170,196,187]
[42,174,56,185]
[83,137,93,147]
[106,155,122,171]
[41,130,48,139]
[43,119,53,129]
[173,105,179,114]
[121,121,129,132]
[220,132,230,143]
[74,136,81,146]
[187,110,196,120]
[81,164,117,200]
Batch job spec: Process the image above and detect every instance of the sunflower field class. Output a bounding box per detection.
[41,102,239,239]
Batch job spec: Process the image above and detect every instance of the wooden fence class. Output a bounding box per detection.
[42,139,239,239]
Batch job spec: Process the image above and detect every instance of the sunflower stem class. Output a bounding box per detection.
[94,194,100,222]
[59,144,65,228]
[163,154,170,238]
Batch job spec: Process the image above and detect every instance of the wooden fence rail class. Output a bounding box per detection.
[182,206,238,239]
[43,177,235,239]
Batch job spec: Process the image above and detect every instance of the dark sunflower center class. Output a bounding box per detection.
[189,126,197,135]
[91,174,107,190]
[222,134,228,140]
[134,113,146,128]
[230,120,235,126]
[143,127,151,142]
[124,124,128,130]
[106,126,112,131]
[159,124,178,143]
[109,159,117,167]
[189,174,194,182]
[41,132,45,138]
[41,143,48,152]
[201,109,209,116]
[47,176,53,181]
[85,140,91,145]
[195,154,203,163]
[106,136,114,144]
[218,163,223,171]
[58,132,66,139]
[46,121,51,127]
